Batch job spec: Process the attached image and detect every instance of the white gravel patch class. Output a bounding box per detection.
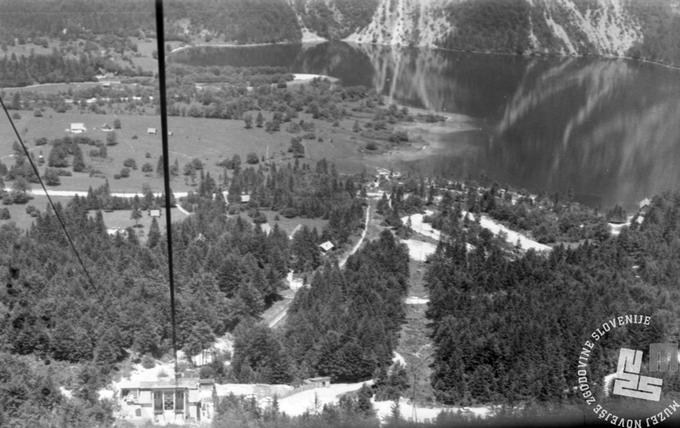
[463,211,551,252]
[405,296,429,305]
[373,399,492,424]
[401,238,437,261]
[278,381,372,416]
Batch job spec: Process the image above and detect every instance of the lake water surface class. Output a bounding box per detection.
[172,42,680,210]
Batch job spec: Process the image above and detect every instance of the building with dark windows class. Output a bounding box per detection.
[118,378,215,424]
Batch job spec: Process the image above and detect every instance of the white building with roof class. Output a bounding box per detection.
[117,378,214,424]
[68,123,87,134]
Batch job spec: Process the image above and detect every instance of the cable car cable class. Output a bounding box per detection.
[0,95,98,292]
[154,0,180,381]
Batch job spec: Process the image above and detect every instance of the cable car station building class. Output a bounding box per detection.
[118,378,215,424]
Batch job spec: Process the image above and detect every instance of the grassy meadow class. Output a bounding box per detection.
[0,108,390,194]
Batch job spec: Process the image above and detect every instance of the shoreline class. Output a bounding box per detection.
[343,40,680,73]
[171,38,680,74]
[291,73,338,83]
[168,39,325,55]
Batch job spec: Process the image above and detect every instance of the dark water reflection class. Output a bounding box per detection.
[172,42,680,210]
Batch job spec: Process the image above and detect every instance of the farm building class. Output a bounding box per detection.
[319,241,334,252]
[304,376,331,388]
[149,209,161,218]
[68,123,87,134]
[117,378,215,424]
[147,127,158,135]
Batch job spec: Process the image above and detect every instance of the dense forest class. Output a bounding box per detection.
[0,156,370,425]
[0,50,138,87]
[443,0,532,55]
[292,0,379,39]
[426,191,680,406]
[0,0,299,46]
[224,229,409,386]
[283,230,409,382]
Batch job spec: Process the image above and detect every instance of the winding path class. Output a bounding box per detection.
[339,203,371,268]
[266,203,372,328]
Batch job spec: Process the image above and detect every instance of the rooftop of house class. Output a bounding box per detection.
[305,376,331,382]
[119,377,211,390]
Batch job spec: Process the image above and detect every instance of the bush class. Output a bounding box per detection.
[252,210,267,224]
[389,130,409,143]
[141,163,153,173]
[25,205,39,217]
[280,207,298,218]
[286,122,301,133]
[246,152,259,164]
[0,208,10,219]
[289,138,305,158]
[141,354,155,369]
[365,142,378,151]
[34,137,48,146]
[106,132,117,146]
[10,191,30,204]
[123,158,137,169]
[119,167,131,178]
[56,169,72,176]
[113,118,121,129]
[199,366,216,379]
[33,109,42,117]
[11,112,20,120]
[43,168,60,186]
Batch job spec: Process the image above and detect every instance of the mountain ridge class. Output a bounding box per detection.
[0,0,678,66]
[291,0,680,66]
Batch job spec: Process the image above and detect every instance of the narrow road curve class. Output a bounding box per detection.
[339,202,371,268]
[267,202,372,328]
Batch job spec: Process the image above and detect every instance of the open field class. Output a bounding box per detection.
[2,41,54,58]
[1,81,104,95]
[0,193,187,233]
[0,110,401,193]
[90,207,188,237]
[260,210,327,237]
[0,195,70,230]
[0,107,358,231]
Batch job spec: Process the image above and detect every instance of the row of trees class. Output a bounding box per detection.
[0,50,136,87]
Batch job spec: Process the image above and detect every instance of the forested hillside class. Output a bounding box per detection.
[0,0,299,45]
[2,0,680,66]
[225,229,410,385]
[0,157,368,425]
[426,191,680,405]
[283,230,409,382]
